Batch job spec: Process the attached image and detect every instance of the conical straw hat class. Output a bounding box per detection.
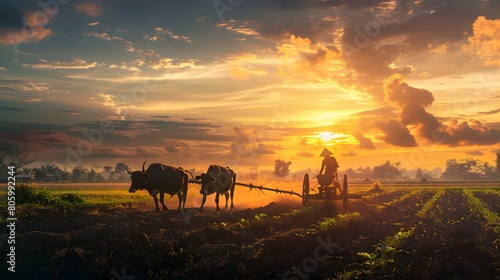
[319,148,333,157]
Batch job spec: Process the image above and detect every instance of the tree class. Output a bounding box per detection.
[34,168,47,181]
[274,159,292,178]
[371,161,404,180]
[415,167,433,180]
[103,166,114,173]
[41,164,69,181]
[441,158,490,179]
[0,142,35,169]
[71,166,89,182]
[88,168,105,182]
[114,162,128,173]
[496,152,500,177]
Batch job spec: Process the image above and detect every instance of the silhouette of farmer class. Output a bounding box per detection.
[319,148,339,184]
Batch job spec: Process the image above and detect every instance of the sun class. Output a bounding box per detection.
[316,131,349,145]
[304,131,354,146]
[318,131,336,142]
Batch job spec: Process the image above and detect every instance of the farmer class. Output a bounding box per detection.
[319,148,339,181]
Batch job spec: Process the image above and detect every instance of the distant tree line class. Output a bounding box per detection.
[345,152,500,180]
[1,142,499,182]
[0,162,135,183]
[344,161,407,180]
[441,157,498,180]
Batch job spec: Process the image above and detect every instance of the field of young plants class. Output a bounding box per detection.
[1,182,499,279]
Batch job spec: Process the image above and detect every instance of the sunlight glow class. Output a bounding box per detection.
[311,131,353,146]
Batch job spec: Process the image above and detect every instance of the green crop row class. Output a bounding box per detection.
[464,190,500,233]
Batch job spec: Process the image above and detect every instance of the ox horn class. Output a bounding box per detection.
[126,165,133,175]
[142,161,147,173]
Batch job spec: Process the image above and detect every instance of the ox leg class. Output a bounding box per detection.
[159,192,168,211]
[176,193,182,210]
[152,195,160,213]
[215,191,220,214]
[182,179,188,209]
[200,194,207,214]
[229,183,235,211]
[224,193,229,209]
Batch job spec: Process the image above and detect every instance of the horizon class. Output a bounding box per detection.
[1,1,499,173]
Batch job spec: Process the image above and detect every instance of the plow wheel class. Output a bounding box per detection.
[342,174,348,212]
[302,173,309,207]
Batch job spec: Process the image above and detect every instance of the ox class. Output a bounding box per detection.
[127,161,190,212]
[195,164,236,213]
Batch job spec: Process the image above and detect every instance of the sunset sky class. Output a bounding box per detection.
[0,0,499,173]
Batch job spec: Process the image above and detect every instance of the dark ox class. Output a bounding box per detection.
[195,164,236,213]
[127,161,190,212]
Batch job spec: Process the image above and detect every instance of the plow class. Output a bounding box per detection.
[191,173,363,212]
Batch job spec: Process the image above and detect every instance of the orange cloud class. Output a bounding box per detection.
[277,35,345,83]
[463,16,500,66]
[0,12,52,47]
[225,53,269,79]
[215,20,259,37]
[74,2,102,16]
[150,57,204,72]
[23,58,97,69]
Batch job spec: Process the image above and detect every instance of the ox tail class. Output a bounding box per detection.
[185,170,195,181]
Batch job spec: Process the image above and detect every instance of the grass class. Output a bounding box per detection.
[0,182,498,209]
[0,183,151,209]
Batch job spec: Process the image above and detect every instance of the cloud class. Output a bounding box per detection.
[384,73,441,139]
[341,150,358,156]
[374,119,417,147]
[463,16,500,66]
[444,120,500,146]
[374,6,480,53]
[23,58,97,69]
[0,106,29,112]
[165,140,190,154]
[465,149,484,156]
[83,31,111,41]
[0,79,49,92]
[0,128,78,152]
[215,20,260,37]
[230,126,275,165]
[82,32,135,51]
[25,98,42,102]
[92,92,127,120]
[296,151,314,157]
[0,6,52,46]
[78,120,231,143]
[381,74,500,147]
[225,53,269,79]
[109,60,143,73]
[88,21,100,27]
[353,106,396,117]
[479,108,500,115]
[354,132,376,149]
[149,27,192,44]
[150,57,204,72]
[74,2,102,17]
[277,35,345,83]
[59,109,82,115]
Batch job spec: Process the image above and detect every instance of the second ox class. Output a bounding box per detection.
[195,164,236,213]
[127,161,192,212]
